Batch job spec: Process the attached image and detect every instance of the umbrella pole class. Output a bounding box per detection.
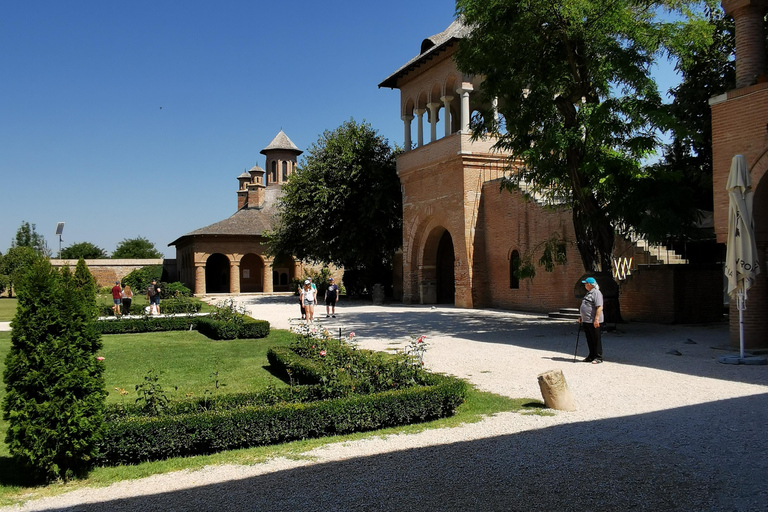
[738,286,746,359]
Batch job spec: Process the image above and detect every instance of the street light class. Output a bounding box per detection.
[55,222,65,258]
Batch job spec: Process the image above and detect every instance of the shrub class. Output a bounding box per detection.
[196,316,269,340]
[93,316,199,334]
[96,377,466,465]
[2,260,106,481]
[121,265,163,294]
[161,281,192,298]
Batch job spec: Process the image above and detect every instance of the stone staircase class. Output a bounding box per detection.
[627,234,688,265]
[547,234,688,319]
[548,307,580,320]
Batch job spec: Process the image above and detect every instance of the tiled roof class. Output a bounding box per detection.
[379,19,470,89]
[169,187,281,245]
[260,130,302,155]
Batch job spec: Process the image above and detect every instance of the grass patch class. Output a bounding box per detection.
[0,329,543,507]
[0,299,16,322]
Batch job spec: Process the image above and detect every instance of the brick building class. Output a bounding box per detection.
[169,130,304,295]
[710,0,768,349]
[379,20,724,320]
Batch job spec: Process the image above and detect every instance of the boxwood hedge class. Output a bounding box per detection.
[96,375,466,465]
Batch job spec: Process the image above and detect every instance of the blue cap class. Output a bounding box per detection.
[582,277,597,285]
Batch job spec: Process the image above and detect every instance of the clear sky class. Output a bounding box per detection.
[0,1,680,258]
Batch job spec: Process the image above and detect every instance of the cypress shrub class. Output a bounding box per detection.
[2,260,106,480]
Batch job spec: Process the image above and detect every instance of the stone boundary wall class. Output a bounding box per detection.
[49,259,169,289]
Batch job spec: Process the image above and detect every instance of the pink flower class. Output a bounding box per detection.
[96,357,105,361]
[319,350,327,357]
[349,332,355,337]
[417,335,426,343]
[312,345,316,349]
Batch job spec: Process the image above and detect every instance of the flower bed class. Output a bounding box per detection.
[95,326,466,465]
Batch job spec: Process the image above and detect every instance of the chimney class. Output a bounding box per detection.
[723,0,768,88]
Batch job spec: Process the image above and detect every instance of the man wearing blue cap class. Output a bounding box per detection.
[579,277,604,363]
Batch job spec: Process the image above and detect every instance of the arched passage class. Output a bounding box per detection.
[205,253,230,293]
[272,256,295,292]
[421,227,455,304]
[240,253,264,292]
[436,230,455,304]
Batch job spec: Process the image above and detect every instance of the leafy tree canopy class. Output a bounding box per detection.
[60,242,108,260]
[112,237,163,259]
[0,246,43,298]
[267,119,402,286]
[454,0,715,272]
[11,221,50,257]
[653,4,735,214]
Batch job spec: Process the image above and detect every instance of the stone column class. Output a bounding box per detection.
[441,96,453,137]
[457,83,474,133]
[230,260,240,294]
[427,102,440,143]
[414,108,425,147]
[402,114,414,151]
[263,258,274,294]
[195,262,206,296]
[723,0,768,88]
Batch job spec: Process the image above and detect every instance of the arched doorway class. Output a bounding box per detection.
[272,256,294,292]
[436,230,455,304]
[205,253,230,293]
[240,253,264,292]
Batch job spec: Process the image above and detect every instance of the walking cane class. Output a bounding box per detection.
[573,322,582,362]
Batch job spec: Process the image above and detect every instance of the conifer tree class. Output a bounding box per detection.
[2,259,106,480]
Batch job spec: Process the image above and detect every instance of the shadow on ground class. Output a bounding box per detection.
[28,393,768,512]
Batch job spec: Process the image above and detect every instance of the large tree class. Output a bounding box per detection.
[656,5,735,213]
[11,221,50,257]
[112,237,162,259]
[267,119,402,291]
[0,246,43,298]
[60,242,108,260]
[3,259,105,480]
[454,0,713,273]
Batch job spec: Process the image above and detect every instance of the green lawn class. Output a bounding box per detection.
[0,329,542,506]
[0,299,16,322]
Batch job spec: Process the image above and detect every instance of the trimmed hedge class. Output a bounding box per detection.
[267,346,328,385]
[98,297,203,317]
[93,316,200,335]
[196,316,270,340]
[96,375,466,465]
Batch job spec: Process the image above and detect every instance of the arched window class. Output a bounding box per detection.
[282,161,288,181]
[270,161,277,183]
[510,250,520,289]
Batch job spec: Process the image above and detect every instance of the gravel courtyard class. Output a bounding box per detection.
[4,295,767,511]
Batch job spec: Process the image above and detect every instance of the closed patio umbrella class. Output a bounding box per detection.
[723,154,761,362]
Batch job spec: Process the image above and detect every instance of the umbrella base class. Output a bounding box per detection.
[717,355,768,365]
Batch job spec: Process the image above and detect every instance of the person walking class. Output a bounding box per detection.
[121,284,133,316]
[111,281,122,316]
[298,282,306,320]
[579,277,604,363]
[147,279,161,315]
[301,280,317,323]
[325,277,339,318]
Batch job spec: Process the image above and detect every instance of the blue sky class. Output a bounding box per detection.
[0,1,680,258]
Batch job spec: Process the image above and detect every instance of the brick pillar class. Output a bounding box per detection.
[263,258,274,294]
[230,261,240,294]
[730,245,768,349]
[195,263,206,296]
[723,0,768,88]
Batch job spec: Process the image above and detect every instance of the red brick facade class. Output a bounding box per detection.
[710,0,768,348]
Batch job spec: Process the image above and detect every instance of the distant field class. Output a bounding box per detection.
[0,299,16,322]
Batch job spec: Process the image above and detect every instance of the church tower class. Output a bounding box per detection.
[261,129,303,186]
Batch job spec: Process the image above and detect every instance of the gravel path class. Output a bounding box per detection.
[3,295,767,511]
